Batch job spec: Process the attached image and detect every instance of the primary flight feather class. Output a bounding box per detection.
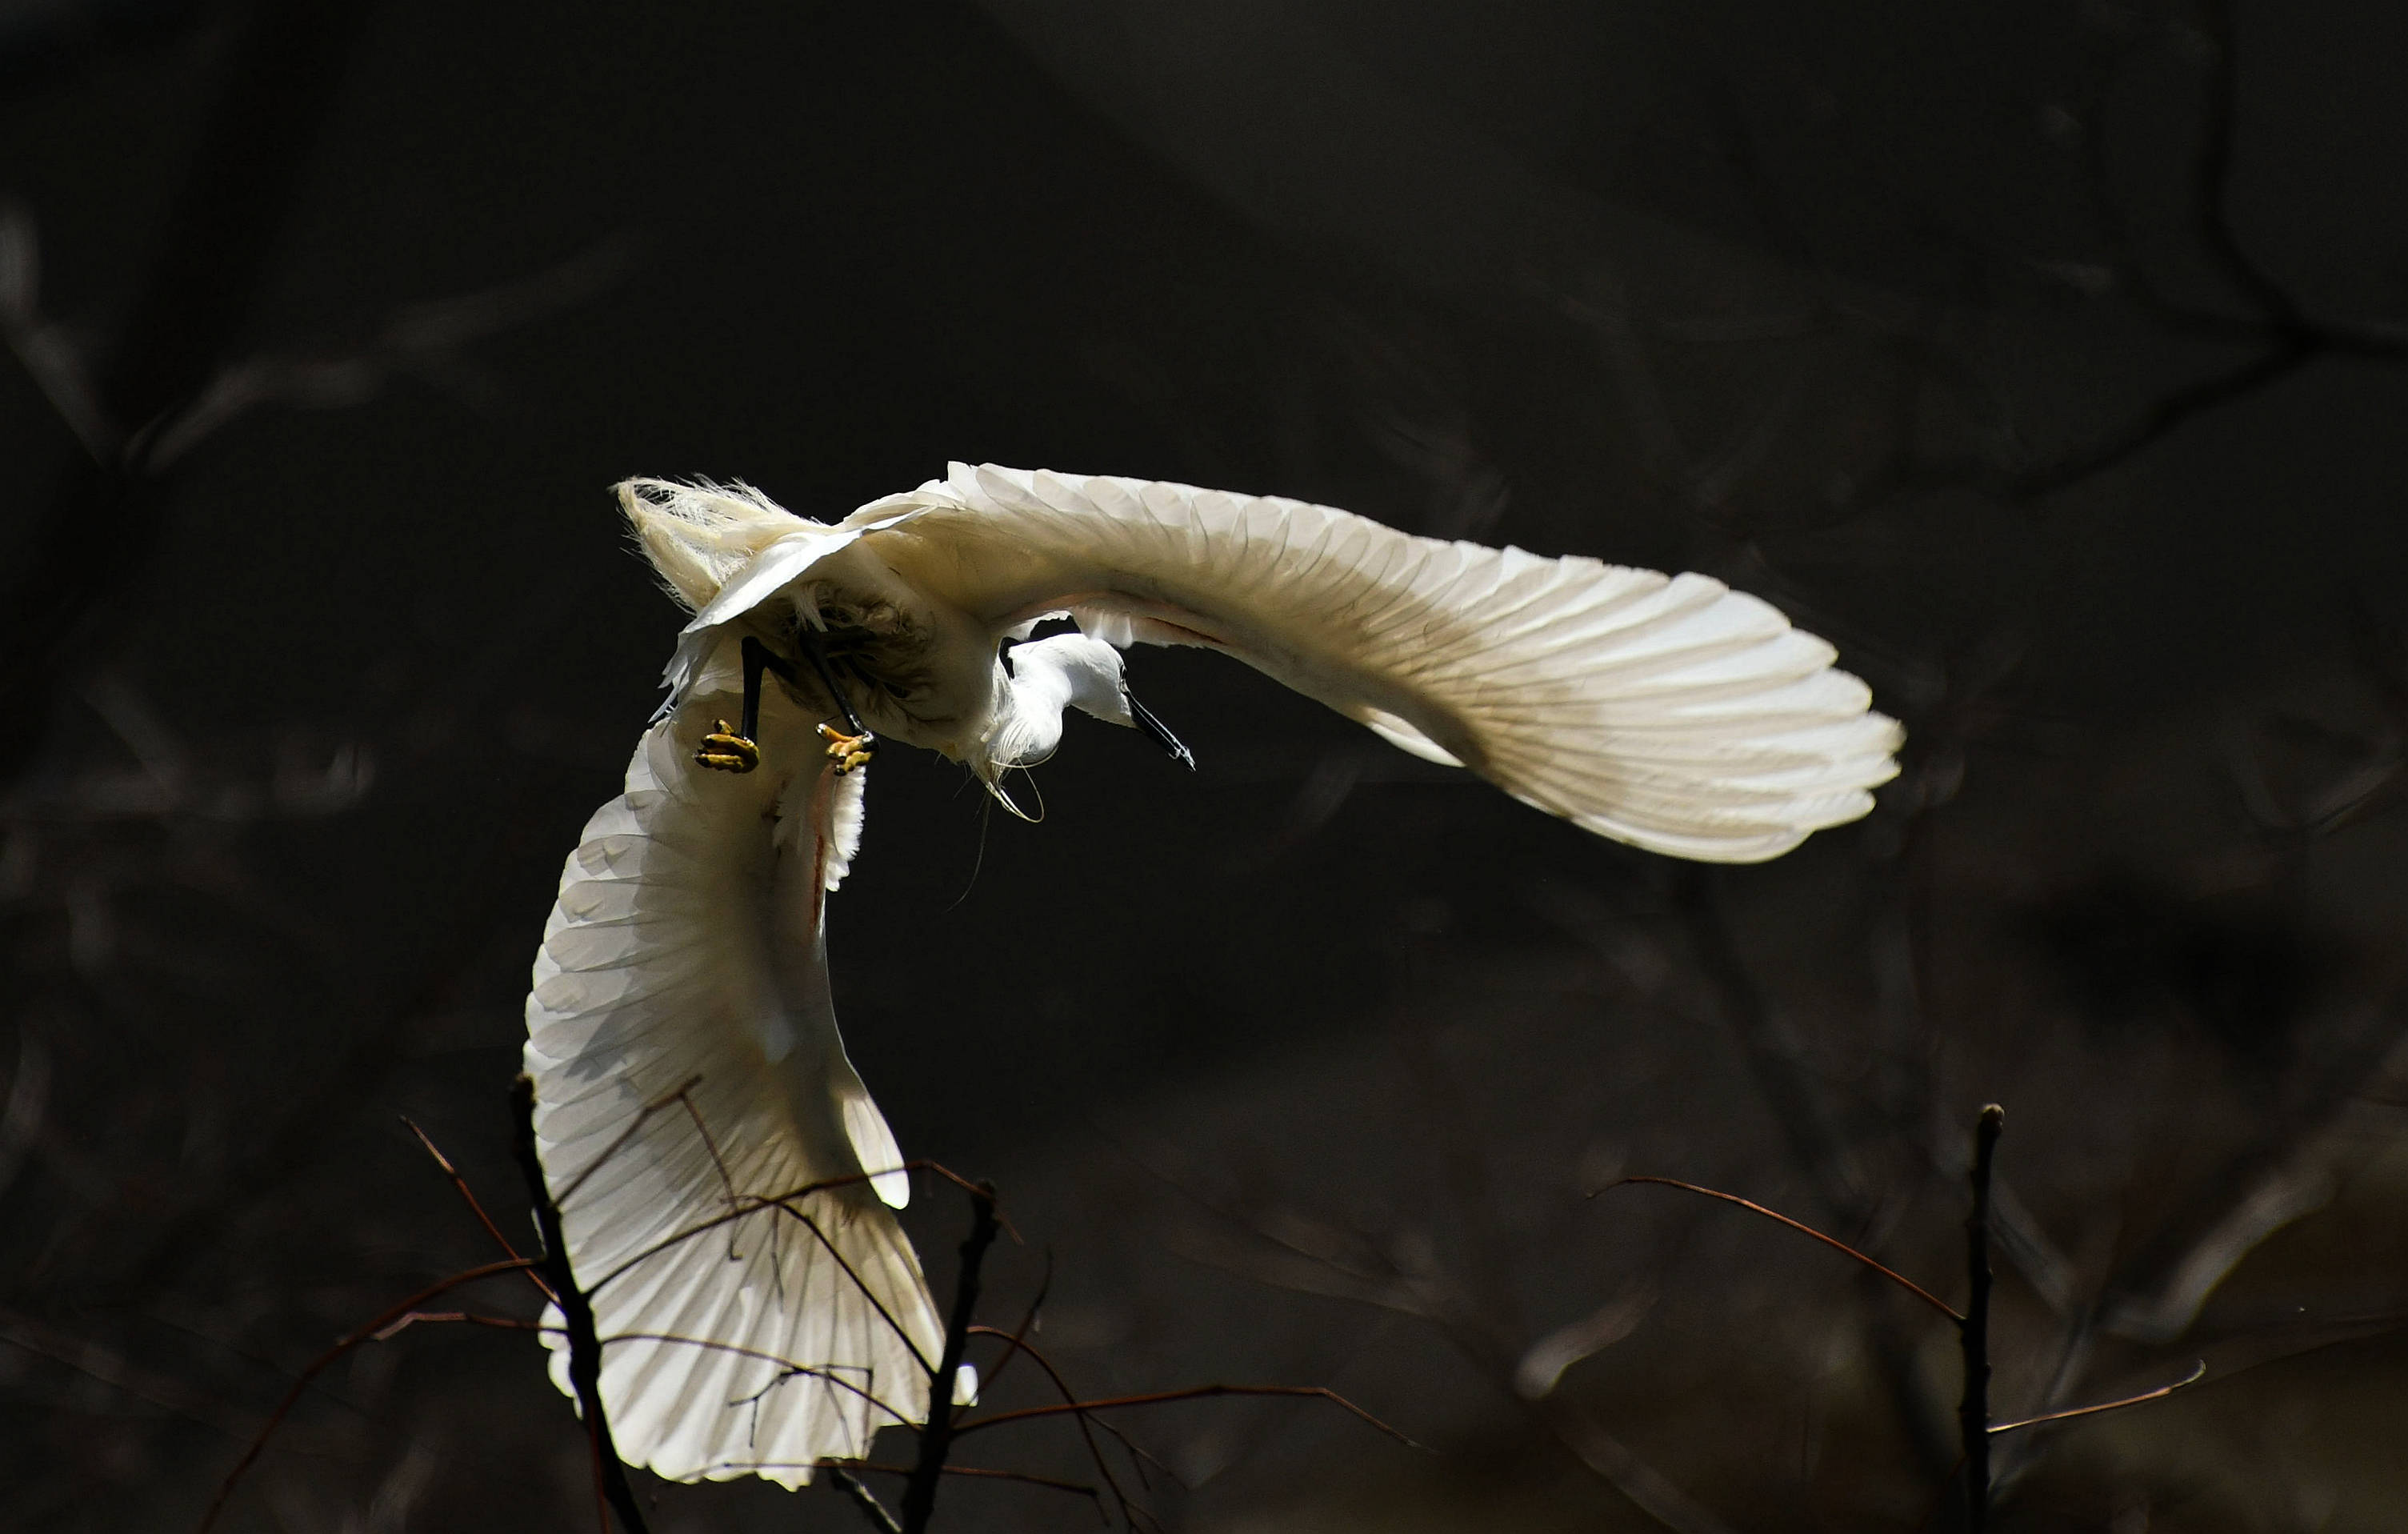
[522,463,1902,1485]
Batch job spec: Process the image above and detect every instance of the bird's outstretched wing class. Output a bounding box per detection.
[522,672,938,1486]
[862,463,1902,862]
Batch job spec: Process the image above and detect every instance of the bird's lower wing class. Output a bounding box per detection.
[522,682,938,1486]
[862,463,1902,863]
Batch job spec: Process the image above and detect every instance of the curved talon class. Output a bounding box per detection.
[696,720,762,774]
[817,722,877,775]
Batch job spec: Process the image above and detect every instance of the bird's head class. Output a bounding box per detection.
[973,633,1194,817]
[982,634,1126,768]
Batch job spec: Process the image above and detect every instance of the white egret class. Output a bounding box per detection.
[522,463,1901,1487]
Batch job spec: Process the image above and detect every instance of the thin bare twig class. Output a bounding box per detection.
[1592,1176,1962,1321]
[586,1158,1019,1295]
[586,1331,906,1424]
[1988,1360,2205,1435]
[194,1257,538,1534]
[962,1254,1050,1405]
[370,1310,541,1342]
[846,1460,1103,1501]
[554,1072,703,1206]
[770,1201,944,1376]
[828,1466,903,1533]
[400,1113,554,1301]
[966,1324,1146,1526]
[638,1077,946,1380]
[955,1384,1422,1449]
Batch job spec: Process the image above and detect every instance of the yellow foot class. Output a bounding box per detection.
[695,720,761,773]
[818,722,877,775]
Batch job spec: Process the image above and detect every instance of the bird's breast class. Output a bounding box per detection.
[782,553,999,757]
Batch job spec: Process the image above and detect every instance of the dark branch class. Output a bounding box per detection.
[900,1182,1000,1533]
[2187,0,2303,334]
[510,1074,650,1534]
[1592,1176,1962,1322]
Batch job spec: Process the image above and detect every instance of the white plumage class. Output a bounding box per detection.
[522,463,1901,1485]
[524,666,939,1487]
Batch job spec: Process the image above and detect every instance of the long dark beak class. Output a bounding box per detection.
[1125,690,1196,771]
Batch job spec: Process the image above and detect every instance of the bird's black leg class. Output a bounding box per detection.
[694,631,877,777]
[694,637,780,773]
[794,624,877,775]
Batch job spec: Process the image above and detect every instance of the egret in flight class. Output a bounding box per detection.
[522,463,1901,1487]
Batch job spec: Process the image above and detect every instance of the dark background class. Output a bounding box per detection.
[3,1,2406,1529]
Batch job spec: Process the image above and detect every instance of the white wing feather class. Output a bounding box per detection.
[522,664,938,1487]
[869,463,1900,862]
